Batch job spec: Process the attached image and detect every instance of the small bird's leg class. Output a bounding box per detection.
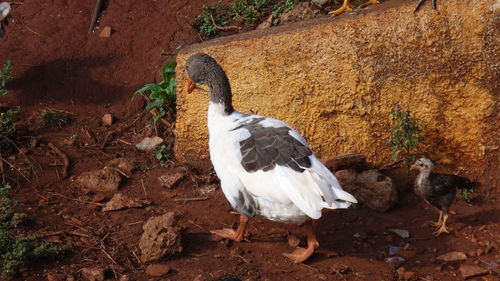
[210,215,249,242]
[328,0,353,16]
[414,0,437,12]
[433,213,450,236]
[283,220,319,263]
[429,211,443,227]
[359,0,380,9]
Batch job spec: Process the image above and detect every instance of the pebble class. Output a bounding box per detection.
[145,263,170,277]
[459,264,489,279]
[437,251,467,262]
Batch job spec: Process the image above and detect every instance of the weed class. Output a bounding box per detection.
[0,60,12,96]
[155,144,167,161]
[0,106,19,152]
[134,61,177,123]
[194,3,233,37]
[193,0,296,36]
[386,103,424,168]
[0,185,72,276]
[456,188,474,203]
[38,109,71,128]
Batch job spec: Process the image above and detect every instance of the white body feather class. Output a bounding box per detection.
[208,102,357,224]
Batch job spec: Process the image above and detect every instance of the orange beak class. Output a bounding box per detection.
[186,79,196,93]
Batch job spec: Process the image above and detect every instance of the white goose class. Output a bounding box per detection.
[185,53,357,263]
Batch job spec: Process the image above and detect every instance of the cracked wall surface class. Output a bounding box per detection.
[174,0,499,186]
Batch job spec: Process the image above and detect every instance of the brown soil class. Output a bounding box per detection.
[1,1,498,281]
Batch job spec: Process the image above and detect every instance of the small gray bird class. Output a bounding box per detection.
[411,158,475,236]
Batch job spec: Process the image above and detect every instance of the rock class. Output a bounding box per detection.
[287,234,301,248]
[324,153,366,171]
[459,264,488,279]
[135,136,163,152]
[437,251,467,262]
[145,263,170,277]
[102,193,152,212]
[396,267,415,280]
[139,212,182,262]
[46,273,60,281]
[158,172,185,189]
[388,228,410,239]
[279,2,320,24]
[101,114,113,126]
[75,168,121,193]
[398,250,416,259]
[81,267,105,281]
[105,158,135,175]
[335,169,397,212]
[385,256,405,268]
[118,275,129,281]
[256,14,273,29]
[99,26,112,38]
[198,184,217,195]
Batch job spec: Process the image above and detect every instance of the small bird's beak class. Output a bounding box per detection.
[186,79,196,93]
[410,163,418,171]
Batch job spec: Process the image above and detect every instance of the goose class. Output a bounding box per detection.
[184,53,357,263]
[411,158,475,236]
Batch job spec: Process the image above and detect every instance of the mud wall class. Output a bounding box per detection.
[174,0,499,186]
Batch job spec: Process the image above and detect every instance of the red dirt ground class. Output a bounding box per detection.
[0,1,498,281]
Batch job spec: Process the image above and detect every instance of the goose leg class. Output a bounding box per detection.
[328,0,353,16]
[359,0,380,9]
[210,215,249,242]
[283,221,319,263]
[414,0,437,12]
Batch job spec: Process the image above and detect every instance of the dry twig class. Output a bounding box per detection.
[48,142,70,178]
[173,196,209,202]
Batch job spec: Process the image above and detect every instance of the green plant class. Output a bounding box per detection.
[38,109,71,128]
[193,3,233,37]
[456,189,474,203]
[232,0,271,26]
[0,185,71,276]
[271,0,295,24]
[0,60,12,96]
[134,61,177,123]
[386,103,424,168]
[0,106,19,151]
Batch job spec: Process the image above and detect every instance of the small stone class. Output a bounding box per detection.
[119,275,129,281]
[385,256,405,268]
[198,184,217,195]
[99,26,112,38]
[475,248,485,256]
[287,234,301,248]
[388,228,410,238]
[158,172,185,189]
[437,251,467,262]
[94,193,107,202]
[47,273,59,281]
[102,193,151,212]
[66,275,75,281]
[399,250,416,259]
[459,264,488,279]
[105,158,135,175]
[135,136,163,152]
[317,273,327,280]
[139,212,182,262]
[101,114,113,126]
[145,263,170,277]
[75,168,121,193]
[81,267,105,281]
[396,267,415,280]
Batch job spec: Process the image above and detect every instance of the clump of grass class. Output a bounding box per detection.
[38,109,71,128]
[134,61,177,123]
[0,106,19,151]
[193,0,296,37]
[386,103,424,168]
[0,185,72,277]
[456,188,474,203]
[0,60,12,97]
